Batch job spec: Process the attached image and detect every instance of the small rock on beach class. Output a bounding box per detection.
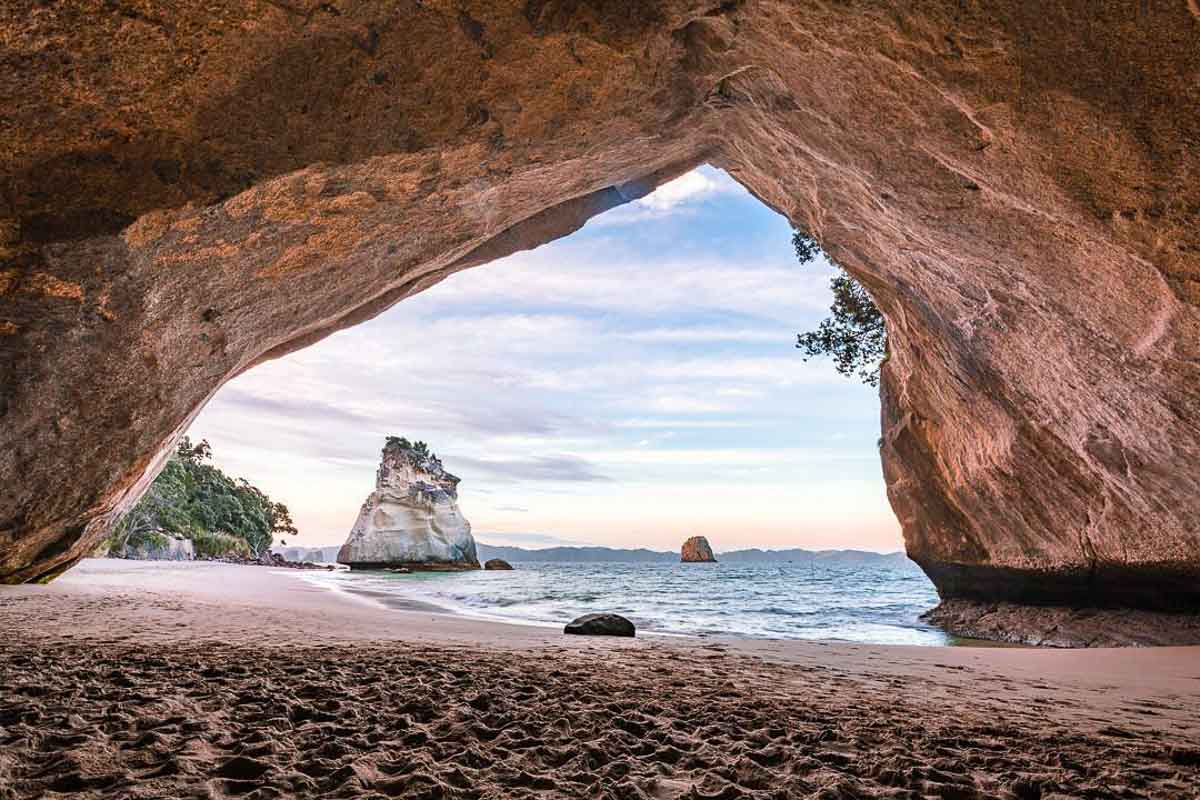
[564,613,635,637]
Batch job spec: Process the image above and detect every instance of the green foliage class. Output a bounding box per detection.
[792,230,823,265]
[793,228,888,387]
[385,436,433,459]
[189,529,254,559]
[111,437,296,557]
[143,530,170,551]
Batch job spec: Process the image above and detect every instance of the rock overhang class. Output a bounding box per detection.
[0,2,1197,640]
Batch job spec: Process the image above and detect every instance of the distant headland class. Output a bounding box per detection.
[281,541,912,567]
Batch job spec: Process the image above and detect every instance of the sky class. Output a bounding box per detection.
[189,166,902,553]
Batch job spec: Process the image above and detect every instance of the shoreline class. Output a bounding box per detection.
[312,566,1032,647]
[292,558,955,647]
[5,558,1200,674]
[2,560,1199,798]
[310,566,980,646]
[316,559,1200,649]
[326,573,703,640]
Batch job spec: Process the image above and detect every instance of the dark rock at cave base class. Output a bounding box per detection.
[923,599,1200,648]
[484,559,513,570]
[564,613,636,638]
[915,557,1200,613]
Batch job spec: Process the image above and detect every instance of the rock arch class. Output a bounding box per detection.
[2,2,1199,629]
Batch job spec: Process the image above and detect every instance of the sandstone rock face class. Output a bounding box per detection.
[681,536,717,563]
[2,3,1199,632]
[337,440,479,571]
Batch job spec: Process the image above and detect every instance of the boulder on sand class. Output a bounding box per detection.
[484,559,513,570]
[681,536,717,563]
[564,613,636,637]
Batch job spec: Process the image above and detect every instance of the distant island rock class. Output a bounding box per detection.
[337,437,480,571]
[484,558,513,570]
[681,536,717,563]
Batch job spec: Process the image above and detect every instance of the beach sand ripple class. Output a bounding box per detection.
[2,634,1198,799]
[2,562,1198,799]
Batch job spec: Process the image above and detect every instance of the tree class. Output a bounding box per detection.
[791,230,822,264]
[793,229,887,386]
[177,437,212,465]
[386,435,434,460]
[270,502,298,539]
[110,437,293,557]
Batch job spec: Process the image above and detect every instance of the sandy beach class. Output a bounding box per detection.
[2,560,1198,799]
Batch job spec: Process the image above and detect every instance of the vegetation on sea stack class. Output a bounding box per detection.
[109,437,297,557]
[386,436,433,458]
[793,230,888,387]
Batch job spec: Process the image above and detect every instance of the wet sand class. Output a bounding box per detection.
[1,560,1198,798]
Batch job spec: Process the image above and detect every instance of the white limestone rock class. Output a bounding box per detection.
[337,438,480,570]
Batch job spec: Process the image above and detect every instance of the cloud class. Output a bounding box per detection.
[614,418,757,429]
[645,357,819,385]
[621,326,784,343]
[475,531,584,547]
[633,168,740,211]
[507,355,840,401]
[646,395,735,414]
[586,166,742,226]
[568,447,880,467]
[427,251,833,325]
[451,454,613,483]
[216,388,375,428]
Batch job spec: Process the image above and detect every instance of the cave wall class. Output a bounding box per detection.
[2,1,1199,613]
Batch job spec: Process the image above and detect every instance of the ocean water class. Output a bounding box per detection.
[301,559,951,645]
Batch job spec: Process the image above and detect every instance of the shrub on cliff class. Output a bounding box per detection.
[109,437,296,557]
[385,436,433,458]
[793,230,887,387]
[189,530,254,559]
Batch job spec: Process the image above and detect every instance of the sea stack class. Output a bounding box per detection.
[681,536,717,563]
[337,438,480,571]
